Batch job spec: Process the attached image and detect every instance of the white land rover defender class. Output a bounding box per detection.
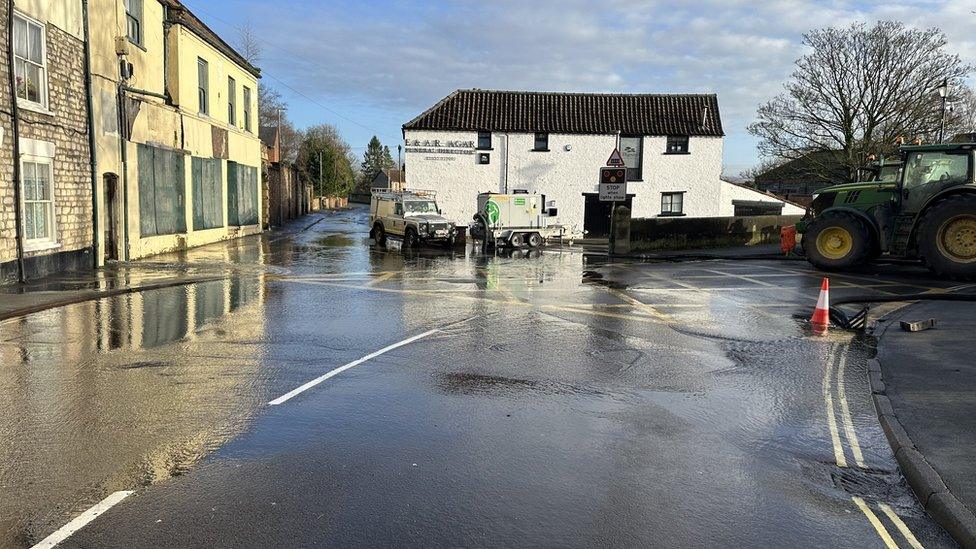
[369,189,461,248]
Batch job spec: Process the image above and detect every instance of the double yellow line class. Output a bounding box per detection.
[824,344,923,549]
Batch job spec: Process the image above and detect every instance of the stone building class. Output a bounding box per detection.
[403,90,804,236]
[89,0,263,263]
[0,0,95,283]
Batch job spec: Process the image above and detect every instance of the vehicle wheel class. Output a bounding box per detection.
[917,194,976,279]
[373,224,386,246]
[404,228,419,249]
[526,232,543,248]
[509,233,524,248]
[804,212,872,271]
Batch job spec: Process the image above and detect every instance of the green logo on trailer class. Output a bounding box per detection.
[514,198,526,206]
[486,200,500,224]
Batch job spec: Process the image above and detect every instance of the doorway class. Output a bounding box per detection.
[583,193,633,237]
[103,173,120,262]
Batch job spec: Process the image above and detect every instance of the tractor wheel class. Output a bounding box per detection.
[917,194,976,279]
[404,228,419,250]
[509,233,525,248]
[373,223,386,246]
[526,232,543,248]
[804,212,872,271]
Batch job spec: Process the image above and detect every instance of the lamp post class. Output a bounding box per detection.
[938,79,949,143]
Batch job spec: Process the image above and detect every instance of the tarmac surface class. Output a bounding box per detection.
[877,297,976,538]
[0,205,965,548]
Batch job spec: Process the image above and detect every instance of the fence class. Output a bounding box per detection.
[265,162,310,227]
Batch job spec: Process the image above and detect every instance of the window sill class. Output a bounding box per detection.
[663,151,691,155]
[659,212,686,217]
[531,149,550,152]
[128,38,147,53]
[628,179,643,183]
[19,101,53,117]
[476,147,493,151]
[23,240,61,253]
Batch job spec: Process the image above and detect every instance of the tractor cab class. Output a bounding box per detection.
[798,143,976,278]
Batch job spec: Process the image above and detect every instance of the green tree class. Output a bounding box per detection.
[360,136,396,184]
[297,124,356,197]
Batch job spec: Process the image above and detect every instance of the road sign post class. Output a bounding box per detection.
[599,166,627,255]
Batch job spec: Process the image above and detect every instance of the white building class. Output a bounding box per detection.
[402,90,803,236]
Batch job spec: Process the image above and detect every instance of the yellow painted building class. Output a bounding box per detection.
[89,0,262,262]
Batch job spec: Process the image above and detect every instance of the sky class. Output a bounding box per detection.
[186,0,976,176]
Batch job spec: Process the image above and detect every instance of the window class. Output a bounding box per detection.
[13,13,47,109]
[903,151,970,190]
[666,136,689,154]
[620,136,643,181]
[22,159,56,245]
[138,144,187,237]
[197,58,209,115]
[242,86,252,132]
[124,0,143,46]
[227,162,259,226]
[534,132,549,151]
[227,76,236,126]
[661,192,685,216]
[192,157,223,230]
[477,131,491,150]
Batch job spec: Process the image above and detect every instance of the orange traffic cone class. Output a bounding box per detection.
[811,277,830,334]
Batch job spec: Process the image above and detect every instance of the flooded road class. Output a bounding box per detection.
[0,206,959,547]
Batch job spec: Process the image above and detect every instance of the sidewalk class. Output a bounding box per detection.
[0,213,326,321]
[873,295,976,547]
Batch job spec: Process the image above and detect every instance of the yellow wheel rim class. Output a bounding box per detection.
[816,227,853,260]
[938,215,976,263]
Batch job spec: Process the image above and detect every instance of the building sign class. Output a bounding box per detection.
[405,139,476,157]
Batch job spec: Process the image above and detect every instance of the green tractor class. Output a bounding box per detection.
[797,143,976,279]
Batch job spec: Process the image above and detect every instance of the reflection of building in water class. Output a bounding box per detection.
[0,271,268,544]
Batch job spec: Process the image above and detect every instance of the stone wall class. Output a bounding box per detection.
[628,215,803,252]
[0,4,94,283]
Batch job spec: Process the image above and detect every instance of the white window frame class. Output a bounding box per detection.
[13,11,50,114]
[20,153,58,251]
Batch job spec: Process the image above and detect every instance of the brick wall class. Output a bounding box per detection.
[0,4,94,282]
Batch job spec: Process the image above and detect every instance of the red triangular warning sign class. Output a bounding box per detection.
[607,148,625,167]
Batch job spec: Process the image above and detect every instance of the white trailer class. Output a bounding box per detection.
[469,192,578,248]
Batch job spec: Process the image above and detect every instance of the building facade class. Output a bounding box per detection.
[403,90,803,236]
[89,0,262,263]
[0,0,95,283]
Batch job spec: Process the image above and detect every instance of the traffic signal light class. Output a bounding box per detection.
[601,167,626,184]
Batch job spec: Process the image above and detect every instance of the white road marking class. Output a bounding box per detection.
[822,346,848,468]
[879,503,925,548]
[835,350,867,469]
[268,328,441,405]
[853,497,899,549]
[31,491,134,548]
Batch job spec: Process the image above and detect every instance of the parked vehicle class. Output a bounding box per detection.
[469,192,576,248]
[797,143,976,278]
[369,189,462,248]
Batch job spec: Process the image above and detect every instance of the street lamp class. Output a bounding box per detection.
[938,79,949,143]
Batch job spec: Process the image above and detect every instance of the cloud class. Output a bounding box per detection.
[210,0,976,166]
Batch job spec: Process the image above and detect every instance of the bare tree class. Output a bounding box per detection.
[749,21,972,180]
[237,20,261,65]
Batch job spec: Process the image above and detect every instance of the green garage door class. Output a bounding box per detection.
[227,161,259,226]
[138,144,187,237]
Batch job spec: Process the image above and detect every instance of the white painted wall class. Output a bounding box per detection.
[404,130,797,231]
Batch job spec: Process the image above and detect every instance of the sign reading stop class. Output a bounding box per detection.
[599,167,627,202]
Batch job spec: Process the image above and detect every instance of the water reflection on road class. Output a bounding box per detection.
[0,266,266,546]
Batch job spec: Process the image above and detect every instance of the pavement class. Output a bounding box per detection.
[0,204,966,548]
[874,295,976,547]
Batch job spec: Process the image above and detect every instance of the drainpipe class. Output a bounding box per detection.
[82,0,99,268]
[118,84,129,261]
[6,0,24,282]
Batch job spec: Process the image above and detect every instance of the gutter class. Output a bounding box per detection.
[6,0,24,282]
[82,0,99,268]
